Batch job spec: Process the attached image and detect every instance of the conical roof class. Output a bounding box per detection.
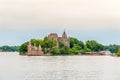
[63,29,66,35]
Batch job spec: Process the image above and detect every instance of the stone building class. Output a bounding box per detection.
[27,30,70,56]
[48,30,70,47]
[27,42,43,56]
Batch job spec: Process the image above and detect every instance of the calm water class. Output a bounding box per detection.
[0,52,120,80]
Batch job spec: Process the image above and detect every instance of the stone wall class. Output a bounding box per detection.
[27,44,43,56]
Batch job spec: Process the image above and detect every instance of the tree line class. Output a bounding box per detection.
[19,36,120,55]
[0,46,19,52]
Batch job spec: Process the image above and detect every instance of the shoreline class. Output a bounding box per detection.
[0,52,118,57]
[40,53,114,56]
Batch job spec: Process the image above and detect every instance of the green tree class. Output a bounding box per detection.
[50,46,60,55]
[105,44,120,53]
[1,46,12,51]
[86,40,104,52]
[19,42,29,55]
[43,37,58,53]
[71,44,81,55]
[70,37,84,49]
[30,39,43,47]
[0,46,19,52]
[59,46,70,55]
[84,45,91,52]
[116,48,120,56]
[43,37,57,48]
[59,41,65,48]
[11,46,19,51]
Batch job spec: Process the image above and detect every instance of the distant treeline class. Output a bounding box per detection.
[105,45,120,53]
[0,46,19,52]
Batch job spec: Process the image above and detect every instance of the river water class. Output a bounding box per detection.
[0,52,120,80]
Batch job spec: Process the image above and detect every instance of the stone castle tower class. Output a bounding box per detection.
[27,42,43,56]
[48,30,70,47]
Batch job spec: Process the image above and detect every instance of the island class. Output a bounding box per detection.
[19,30,120,56]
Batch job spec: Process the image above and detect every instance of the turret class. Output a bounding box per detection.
[33,43,37,50]
[38,45,43,56]
[38,45,42,50]
[28,41,32,55]
[62,29,67,39]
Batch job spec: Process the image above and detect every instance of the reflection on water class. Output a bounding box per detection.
[0,52,120,80]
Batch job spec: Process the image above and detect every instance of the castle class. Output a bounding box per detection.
[27,30,70,56]
[27,43,43,56]
[48,30,70,47]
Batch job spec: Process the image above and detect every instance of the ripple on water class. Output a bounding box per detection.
[0,53,120,80]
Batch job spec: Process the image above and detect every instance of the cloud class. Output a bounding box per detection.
[0,0,120,45]
[0,0,120,27]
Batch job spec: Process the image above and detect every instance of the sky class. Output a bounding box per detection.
[0,0,120,46]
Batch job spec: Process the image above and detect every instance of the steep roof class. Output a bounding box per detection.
[63,30,66,35]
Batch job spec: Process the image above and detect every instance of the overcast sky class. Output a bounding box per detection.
[0,0,120,46]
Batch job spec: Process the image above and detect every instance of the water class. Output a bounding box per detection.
[0,52,120,80]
